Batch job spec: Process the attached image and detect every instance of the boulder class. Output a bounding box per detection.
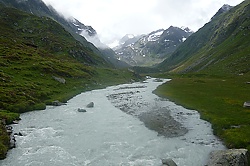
[243,101,250,108]
[14,132,23,136]
[52,76,66,84]
[77,108,86,112]
[154,78,163,82]
[12,120,19,124]
[51,100,66,106]
[9,136,16,149]
[162,158,177,166]
[86,102,94,108]
[207,149,249,166]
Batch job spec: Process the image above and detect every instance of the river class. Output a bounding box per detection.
[0,78,225,166]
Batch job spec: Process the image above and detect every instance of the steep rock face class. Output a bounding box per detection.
[114,26,192,66]
[158,1,250,75]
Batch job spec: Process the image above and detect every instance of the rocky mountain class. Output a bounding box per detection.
[157,1,250,75]
[114,26,193,66]
[114,34,144,49]
[211,4,233,20]
[0,0,129,68]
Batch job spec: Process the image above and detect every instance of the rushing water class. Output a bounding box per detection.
[0,78,225,166]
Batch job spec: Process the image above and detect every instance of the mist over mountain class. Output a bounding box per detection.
[0,0,130,68]
[0,0,97,45]
[113,26,193,66]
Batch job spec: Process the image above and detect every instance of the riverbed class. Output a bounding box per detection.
[0,78,225,166]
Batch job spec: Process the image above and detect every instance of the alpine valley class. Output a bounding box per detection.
[0,0,249,163]
[0,0,136,158]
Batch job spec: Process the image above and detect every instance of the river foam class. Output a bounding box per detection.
[0,78,225,166]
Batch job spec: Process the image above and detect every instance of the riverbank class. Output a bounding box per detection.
[0,78,225,166]
[0,68,141,160]
[154,74,250,151]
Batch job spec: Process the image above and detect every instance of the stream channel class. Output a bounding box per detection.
[0,78,225,166]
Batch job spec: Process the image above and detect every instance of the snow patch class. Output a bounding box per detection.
[148,30,164,42]
[72,22,79,27]
[182,37,187,42]
[127,34,135,38]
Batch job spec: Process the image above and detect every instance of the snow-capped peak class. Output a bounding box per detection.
[147,29,164,42]
[127,34,135,39]
[181,27,193,33]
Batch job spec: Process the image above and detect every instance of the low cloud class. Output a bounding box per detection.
[80,30,108,49]
[42,0,244,45]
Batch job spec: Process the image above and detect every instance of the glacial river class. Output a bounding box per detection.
[0,78,225,166]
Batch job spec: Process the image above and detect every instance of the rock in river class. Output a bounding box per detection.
[162,158,177,166]
[77,108,86,112]
[86,102,94,108]
[207,149,249,166]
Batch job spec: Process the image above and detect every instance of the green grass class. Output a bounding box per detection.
[0,124,9,160]
[0,110,20,159]
[154,74,250,150]
[0,5,141,159]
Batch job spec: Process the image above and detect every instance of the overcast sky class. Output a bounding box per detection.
[42,0,244,45]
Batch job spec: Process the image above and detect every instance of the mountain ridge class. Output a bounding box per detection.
[114,26,193,66]
[157,1,250,76]
[0,0,130,68]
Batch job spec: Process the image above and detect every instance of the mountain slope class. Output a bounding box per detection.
[114,26,192,66]
[158,1,250,76]
[0,0,96,40]
[0,0,129,68]
[0,4,139,158]
[0,4,135,113]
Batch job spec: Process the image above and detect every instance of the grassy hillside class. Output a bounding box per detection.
[158,1,250,75]
[0,0,129,69]
[0,5,139,159]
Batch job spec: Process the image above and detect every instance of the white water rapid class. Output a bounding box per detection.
[0,78,225,166]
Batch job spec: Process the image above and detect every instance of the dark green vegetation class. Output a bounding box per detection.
[154,1,250,153]
[0,5,139,159]
[0,111,19,159]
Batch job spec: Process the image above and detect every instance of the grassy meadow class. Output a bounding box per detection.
[154,73,250,150]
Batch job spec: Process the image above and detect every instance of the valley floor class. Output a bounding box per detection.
[0,78,224,166]
[154,74,250,151]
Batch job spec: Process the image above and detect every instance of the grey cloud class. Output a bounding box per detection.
[42,0,244,45]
